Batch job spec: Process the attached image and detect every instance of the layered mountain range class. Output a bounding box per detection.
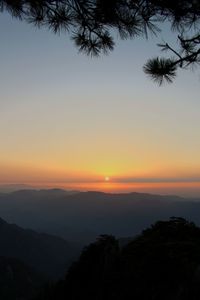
[0,189,200,244]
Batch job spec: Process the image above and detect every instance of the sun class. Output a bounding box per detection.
[105,176,110,182]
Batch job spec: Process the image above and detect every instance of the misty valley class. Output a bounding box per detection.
[1,189,200,299]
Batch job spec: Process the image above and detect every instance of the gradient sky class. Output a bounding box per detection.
[1,12,200,195]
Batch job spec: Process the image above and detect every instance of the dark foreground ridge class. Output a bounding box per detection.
[0,256,43,300]
[36,217,200,300]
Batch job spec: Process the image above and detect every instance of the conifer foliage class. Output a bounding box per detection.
[1,0,200,84]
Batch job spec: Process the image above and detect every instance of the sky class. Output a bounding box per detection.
[0,12,200,196]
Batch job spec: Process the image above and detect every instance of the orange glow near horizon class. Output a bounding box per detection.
[1,177,200,197]
[1,159,200,197]
[1,13,200,198]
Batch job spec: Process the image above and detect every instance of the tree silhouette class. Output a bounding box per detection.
[1,0,200,84]
[64,235,120,300]
[35,218,200,300]
[120,217,200,299]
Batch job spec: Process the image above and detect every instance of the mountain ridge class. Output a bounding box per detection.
[0,216,79,279]
[0,189,200,245]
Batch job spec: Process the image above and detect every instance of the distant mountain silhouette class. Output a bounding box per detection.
[0,190,200,245]
[0,217,79,279]
[0,256,43,300]
[0,184,35,193]
[0,184,79,194]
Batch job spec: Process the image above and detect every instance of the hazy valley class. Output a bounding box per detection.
[0,189,200,245]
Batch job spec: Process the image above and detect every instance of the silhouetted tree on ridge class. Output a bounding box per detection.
[1,0,200,84]
[35,217,200,300]
[120,217,200,299]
